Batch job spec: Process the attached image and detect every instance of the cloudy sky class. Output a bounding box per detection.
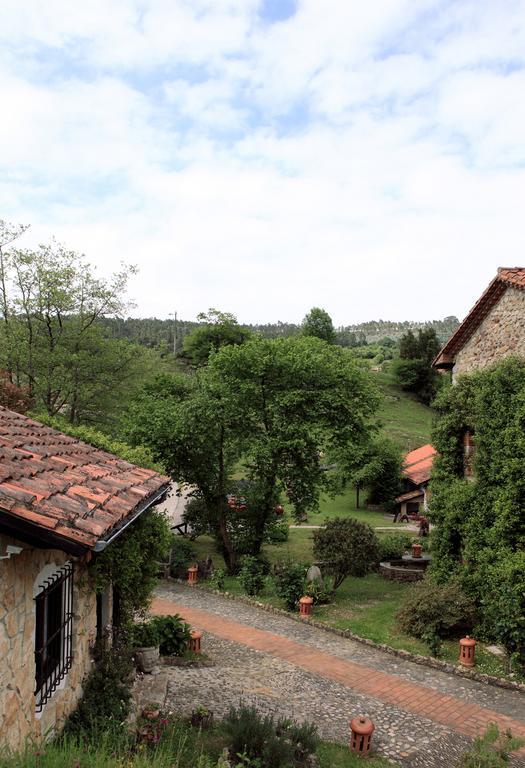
[1,1,525,325]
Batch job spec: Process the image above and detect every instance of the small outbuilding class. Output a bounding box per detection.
[0,407,169,751]
[394,443,436,520]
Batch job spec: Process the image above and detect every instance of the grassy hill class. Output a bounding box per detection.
[375,367,434,452]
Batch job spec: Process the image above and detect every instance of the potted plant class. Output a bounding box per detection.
[190,704,214,729]
[133,621,161,674]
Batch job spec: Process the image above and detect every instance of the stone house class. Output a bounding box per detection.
[433,267,525,379]
[394,443,436,520]
[0,407,169,751]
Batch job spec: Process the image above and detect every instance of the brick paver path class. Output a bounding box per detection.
[151,584,525,766]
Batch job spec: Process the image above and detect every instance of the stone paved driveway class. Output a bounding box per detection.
[151,582,525,768]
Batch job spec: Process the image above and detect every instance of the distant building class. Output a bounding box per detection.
[394,444,436,519]
[434,267,525,379]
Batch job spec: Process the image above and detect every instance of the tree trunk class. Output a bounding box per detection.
[356,484,360,509]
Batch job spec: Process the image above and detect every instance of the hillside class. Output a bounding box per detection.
[375,368,434,451]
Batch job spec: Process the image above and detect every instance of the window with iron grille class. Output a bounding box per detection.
[34,563,74,712]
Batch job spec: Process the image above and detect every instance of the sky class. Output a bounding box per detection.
[1,1,525,326]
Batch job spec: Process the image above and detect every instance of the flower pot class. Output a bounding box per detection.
[135,646,160,674]
[411,543,423,558]
[142,707,160,720]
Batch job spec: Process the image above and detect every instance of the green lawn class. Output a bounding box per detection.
[375,368,434,452]
[303,485,398,528]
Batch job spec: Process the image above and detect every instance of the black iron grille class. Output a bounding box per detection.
[34,563,74,712]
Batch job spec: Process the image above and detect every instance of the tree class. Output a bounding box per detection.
[0,226,142,424]
[182,308,251,365]
[301,307,336,344]
[313,517,380,590]
[351,436,403,508]
[393,327,441,404]
[125,336,379,572]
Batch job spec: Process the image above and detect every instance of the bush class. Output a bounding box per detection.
[151,614,191,656]
[209,568,226,590]
[170,537,196,578]
[132,620,161,648]
[313,517,380,590]
[222,703,318,768]
[378,533,413,561]
[304,579,333,605]
[265,519,289,543]
[456,723,525,767]
[273,560,305,610]
[239,556,266,596]
[396,578,476,655]
[65,642,133,737]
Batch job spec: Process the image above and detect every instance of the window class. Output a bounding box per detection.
[34,563,74,712]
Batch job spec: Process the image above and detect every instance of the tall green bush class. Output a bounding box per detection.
[313,518,380,590]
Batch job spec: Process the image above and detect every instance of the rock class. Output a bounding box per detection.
[486,645,506,657]
[306,565,323,585]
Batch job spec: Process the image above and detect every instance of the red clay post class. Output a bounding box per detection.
[459,635,476,667]
[187,565,198,585]
[411,542,423,558]
[189,630,202,654]
[349,715,375,755]
[299,596,314,618]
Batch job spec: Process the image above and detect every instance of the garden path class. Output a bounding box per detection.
[151,582,525,768]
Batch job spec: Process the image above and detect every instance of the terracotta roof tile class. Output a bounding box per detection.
[403,444,436,485]
[0,407,170,551]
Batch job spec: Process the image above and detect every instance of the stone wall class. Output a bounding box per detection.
[454,286,525,378]
[0,533,97,751]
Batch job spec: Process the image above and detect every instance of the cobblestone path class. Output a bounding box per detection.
[151,582,525,767]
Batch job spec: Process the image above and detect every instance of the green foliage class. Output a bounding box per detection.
[377,533,414,561]
[396,578,476,652]
[301,307,336,344]
[92,509,173,627]
[393,328,442,404]
[273,560,306,609]
[222,704,318,768]
[430,358,525,668]
[209,568,227,590]
[132,620,161,648]
[170,537,197,578]
[151,615,191,656]
[265,519,289,543]
[239,556,266,596]
[456,724,525,767]
[65,643,133,737]
[304,579,333,605]
[182,309,251,366]
[313,518,380,590]
[351,436,403,508]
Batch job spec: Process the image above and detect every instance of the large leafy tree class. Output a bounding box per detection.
[301,307,336,344]
[126,337,379,572]
[393,327,442,404]
[351,436,403,509]
[0,221,141,423]
[430,358,525,670]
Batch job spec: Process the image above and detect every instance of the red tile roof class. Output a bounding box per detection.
[403,443,436,485]
[0,408,170,553]
[434,267,525,368]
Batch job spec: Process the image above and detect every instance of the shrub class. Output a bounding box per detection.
[132,620,161,648]
[396,578,476,655]
[239,556,266,596]
[65,642,133,737]
[222,703,318,768]
[378,533,413,561]
[170,537,196,578]
[273,560,305,609]
[304,579,333,605]
[151,614,191,656]
[265,519,289,543]
[209,568,226,590]
[456,723,525,767]
[313,517,380,590]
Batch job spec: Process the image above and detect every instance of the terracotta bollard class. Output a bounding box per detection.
[459,635,476,667]
[299,596,313,618]
[187,565,198,585]
[349,715,375,755]
[189,630,202,654]
[411,542,423,558]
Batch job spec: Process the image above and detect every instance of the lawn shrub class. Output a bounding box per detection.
[377,533,413,561]
[170,537,197,578]
[265,518,289,543]
[273,560,305,609]
[65,642,133,737]
[239,556,266,596]
[132,620,161,648]
[222,703,318,768]
[456,723,525,767]
[151,615,191,656]
[396,577,476,655]
[209,568,227,590]
[304,579,333,605]
[313,518,380,589]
